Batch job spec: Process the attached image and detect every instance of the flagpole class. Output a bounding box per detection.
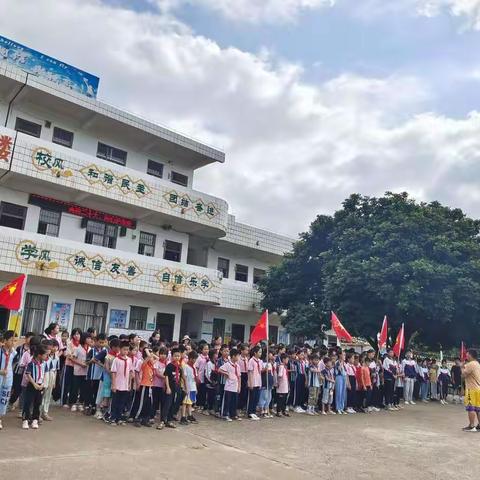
[15,273,28,336]
[266,310,269,395]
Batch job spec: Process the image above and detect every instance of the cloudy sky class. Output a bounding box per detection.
[2,0,480,237]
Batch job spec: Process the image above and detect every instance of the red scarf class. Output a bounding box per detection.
[188,360,199,383]
[241,356,248,372]
[71,339,80,348]
[108,349,118,357]
[253,358,261,374]
[33,359,43,384]
[82,344,89,356]
[1,348,10,371]
[230,361,239,379]
[117,355,128,376]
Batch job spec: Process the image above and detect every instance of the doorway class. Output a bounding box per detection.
[212,318,225,342]
[156,313,175,342]
[0,307,9,331]
[231,323,245,343]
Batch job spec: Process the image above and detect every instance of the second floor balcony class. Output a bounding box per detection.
[0,126,229,238]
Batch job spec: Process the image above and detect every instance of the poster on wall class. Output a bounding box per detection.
[0,35,100,98]
[50,303,72,330]
[201,319,213,343]
[109,309,127,329]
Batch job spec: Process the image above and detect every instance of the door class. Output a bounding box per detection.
[231,323,245,342]
[156,313,175,342]
[269,325,279,344]
[0,307,9,332]
[212,318,225,342]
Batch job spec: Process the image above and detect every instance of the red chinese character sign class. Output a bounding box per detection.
[0,135,12,162]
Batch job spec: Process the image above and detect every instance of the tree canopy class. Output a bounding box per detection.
[259,192,480,347]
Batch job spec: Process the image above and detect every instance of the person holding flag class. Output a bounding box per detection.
[0,274,27,335]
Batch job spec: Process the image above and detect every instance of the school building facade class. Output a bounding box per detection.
[0,42,294,344]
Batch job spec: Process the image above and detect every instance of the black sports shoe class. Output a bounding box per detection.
[179,417,189,425]
[462,425,477,432]
[187,415,198,424]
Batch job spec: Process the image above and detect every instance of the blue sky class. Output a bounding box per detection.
[3,0,480,236]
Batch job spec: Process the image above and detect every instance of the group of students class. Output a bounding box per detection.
[0,323,467,431]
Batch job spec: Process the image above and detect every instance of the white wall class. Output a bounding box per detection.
[0,185,190,261]
[6,105,194,187]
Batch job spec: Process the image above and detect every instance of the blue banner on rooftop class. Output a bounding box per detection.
[0,35,99,98]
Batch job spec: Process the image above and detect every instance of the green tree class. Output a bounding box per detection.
[259,192,480,347]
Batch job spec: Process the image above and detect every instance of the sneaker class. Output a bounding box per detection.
[70,405,77,412]
[329,411,336,415]
[249,414,260,421]
[462,425,477,432]
[187,415,198,424]
[388,406,395,411]
[306,409,315,415]
[109,421,118,426]
[22,420,29,430]
[404,401,410,405]
[233,416,242,421]
[347,408,356,414]
[179,417,189,426]
[224,416,233,422]
[321,411,327,415]
[95,411,104,420]
[134,421,142,428]
[444,401,449,405]
[410,401,416,405]
[422,399,429,403]
[78,405,84,412]
[282,411,290,417]
[42,413,53,421]
[17,412,23,419]
[141,421,152,428]
[275,413,283,418]
[201,410,210,416]
[372,407,380,412]
[62,404,70,409]
[166,421,176,428]
[31,420,39,429]
[156,422,165,430]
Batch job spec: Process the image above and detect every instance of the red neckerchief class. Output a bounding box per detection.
[188,360,199,383]
[33,359,43,384]
[230,361,239,379]
[172,361,180,383]
[108,349,118,357]
[241,356,247,372]
[82,344,89,356]
[1,348,10,371]
[118,355,128,376]
[71,339,80,348]
[253,357,261,374]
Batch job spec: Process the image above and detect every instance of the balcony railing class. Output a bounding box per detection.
[0,226,222,305]
[1,127,228,235]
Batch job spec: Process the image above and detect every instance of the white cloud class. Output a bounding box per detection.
[1,0,480,237]
[162,0,337,24]
[417,0,480,29]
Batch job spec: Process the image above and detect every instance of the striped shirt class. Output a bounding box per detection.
[86,347,106,380]
[26,360,47,385]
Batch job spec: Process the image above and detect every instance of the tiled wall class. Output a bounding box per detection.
[0,226,222,304]
[8,129,229,234]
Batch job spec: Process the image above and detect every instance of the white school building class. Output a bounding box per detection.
[0,36,294,344]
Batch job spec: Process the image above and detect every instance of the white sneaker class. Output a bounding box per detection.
[321,411,327,415]
[404,401,410,405]
[78,405,84,412]
[294,406,304,413]
[95,411,104,420]
[306,409,315,416]
[444,400,449,405]
[249,414,260,421]
[224,417,233,422]
[31,420,39,429]
[71,405,77,412]
[347,408,356,414]
[410,401,416,405]
[22,420,29,430]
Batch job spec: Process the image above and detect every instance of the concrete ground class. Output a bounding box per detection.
[0,403,478,480]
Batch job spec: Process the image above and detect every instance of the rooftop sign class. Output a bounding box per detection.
[0,35,99,98]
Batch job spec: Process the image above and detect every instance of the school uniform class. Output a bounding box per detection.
[129,357,144,419]
[321,368,335,405]
[402,359,417,403]
[258,361,274,411]
[162,361,184,422]
[182,362,198,407]
[287,359,297,407]
[307,365,322,409]
[69,345,90,406]
[23,359,47,422]
[204,360,217,412]
[215,357,228,414]
[238,355,249,411]
[110,356,133,423]
[276,364,289,414]
[9,343,28,407]
[295,360,308,408]
[382,357,397,407]
[151,360,166,419]
[194,354,208,409]
[247,357,262,415]
[219,361,240,418]
[334,361,347,412]
[133,360,154,424]
[62,341,78,406]
[85,346,106,411]
[438,367,451,401]
[361,365,373,408]
[41,354,59,416]
[0,347,15,416]
[345,362,357,410]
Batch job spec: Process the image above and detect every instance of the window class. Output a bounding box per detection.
[22,293,49,335]
[15,117,41,138]
[235,264,248,282]
[96,142,127,166]
[0,202,27,230]
[84,220,118,248]
[217,257,230,279]
[37,209,61,237]
[163,240,182,262]
[212,318,226,340]
[73,299,108,333]
[129,306,148,331]
[138,231,156,257]
[253,268,266,285]
[171,171,188,187]
[147,160,163,179]
[52,126,74,148]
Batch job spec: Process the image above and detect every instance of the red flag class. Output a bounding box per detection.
[460,341,467,362]
[392,323,405,357]
[0,274,26,310]
[331,312,353,343]
[378,315,388,350]
[250,310,268,345]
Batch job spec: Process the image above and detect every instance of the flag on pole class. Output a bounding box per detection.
[250,310,268,345]
[0,274,26,310]
[460,341,467,362]
[378,315,388,351]
[392,323,405,357]
[331,311,353,343]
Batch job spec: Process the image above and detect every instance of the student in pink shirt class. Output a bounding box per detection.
[195,343,209,412]
[276,353,290,417]
[151,346,167,425]
[219,348,241,421]
[110,341,134,425]
[69,333,93,412]
[238,344,250,412]
[247,346,262,420]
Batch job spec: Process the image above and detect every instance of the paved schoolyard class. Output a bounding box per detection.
[0,403,478,479]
